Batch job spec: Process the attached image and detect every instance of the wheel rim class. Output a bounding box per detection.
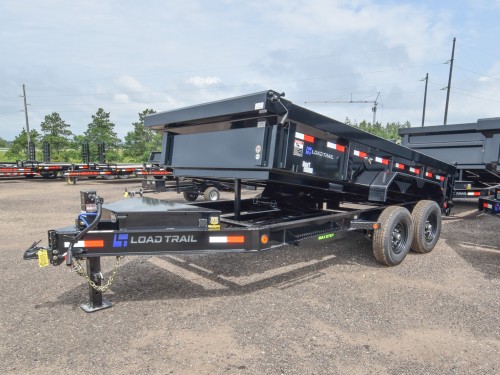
[424,213,437,243]
[209,191,218,201]
[391,222,408,254]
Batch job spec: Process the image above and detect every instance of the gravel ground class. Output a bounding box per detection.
[0,177,498,374]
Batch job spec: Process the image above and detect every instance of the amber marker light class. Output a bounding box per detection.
[372,223,380,229]
[260,234,269,244]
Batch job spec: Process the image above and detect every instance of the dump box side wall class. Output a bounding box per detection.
[171,126,276,169]
[400,118,500,170]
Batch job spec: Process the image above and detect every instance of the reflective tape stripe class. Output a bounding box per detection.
[394,163,405,170]
[63,240,104,248]
[467,192,480,196]
[326,142,346,152]
[209,236,245,244]
[409,167,420,174]
[374,156,389,165]
[436,175,445,181]
[295,132,315,143]
[0,172,35,176]
[353,150,367,158]
[425,172,433,178]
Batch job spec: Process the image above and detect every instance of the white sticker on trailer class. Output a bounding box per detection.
[254,102,264,110]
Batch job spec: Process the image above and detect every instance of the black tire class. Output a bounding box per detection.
[41,171,58,179]
[183,191,198,202]
[102,175,117,180]
[203,187,220,201]
[373,206,414,266]
[411,200,442,254]
[117,175,130,179]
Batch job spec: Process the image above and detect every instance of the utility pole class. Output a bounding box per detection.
[443,37,456,125]
[21,84,31,145]
[421,73,428,127]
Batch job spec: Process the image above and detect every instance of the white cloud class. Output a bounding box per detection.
[186,76,222,87]
[116,75,147,92]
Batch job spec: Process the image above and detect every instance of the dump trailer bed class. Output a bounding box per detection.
[146,90,455,208]
[399,118,500,198]
[23,90,456,312]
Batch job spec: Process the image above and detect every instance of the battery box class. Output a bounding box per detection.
[102,197,220,230]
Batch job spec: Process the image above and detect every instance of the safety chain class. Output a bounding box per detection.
[72,256,122,292]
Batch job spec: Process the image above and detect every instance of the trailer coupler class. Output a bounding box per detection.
[23,240,50,265]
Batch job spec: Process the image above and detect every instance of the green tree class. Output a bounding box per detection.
[123,109,161,161]
[40,112,73,160]
[5,128,40,161]
[84,108,121,162]
[58,134,88,162]
[0,137,8,148]
[347,118,411,141]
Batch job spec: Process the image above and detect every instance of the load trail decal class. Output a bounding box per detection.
[63,234,247,249]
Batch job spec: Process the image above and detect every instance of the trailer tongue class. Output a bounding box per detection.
[23,90,456,312]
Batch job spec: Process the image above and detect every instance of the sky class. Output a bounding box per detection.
[1,0,499,141]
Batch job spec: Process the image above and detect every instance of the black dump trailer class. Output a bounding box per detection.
[24,90,456,311]
[399,118,500,198]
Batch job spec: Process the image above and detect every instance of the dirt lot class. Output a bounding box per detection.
[0,177,499,374]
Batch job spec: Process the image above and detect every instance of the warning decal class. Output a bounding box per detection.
[294,139,304,157]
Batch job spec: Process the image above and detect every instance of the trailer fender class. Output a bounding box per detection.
[367,171,445,205]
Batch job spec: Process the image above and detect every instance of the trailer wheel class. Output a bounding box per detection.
[411,200,441,254]
[373,206,414,266]
[40,171,58,179]
[183,191,199,201]
[204,187,220,201]
[118,175,130,179]
[102,175,117,180]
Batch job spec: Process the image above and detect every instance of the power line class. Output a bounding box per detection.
[454,65,500,81]
[305,92,381,124]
